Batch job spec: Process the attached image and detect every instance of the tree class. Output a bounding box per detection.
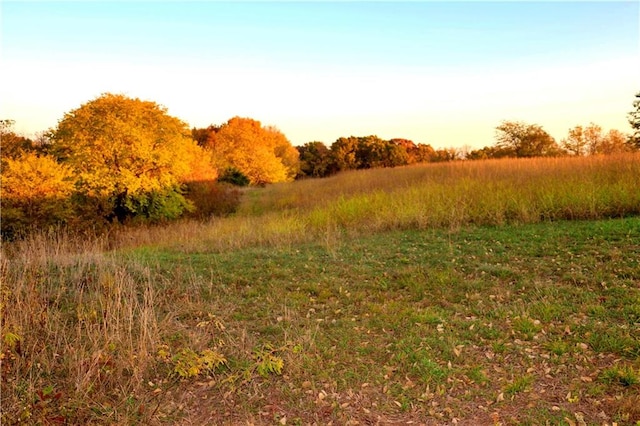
[628,92,640,149]
[413,143,437,163]
[192,125,220,149]
[297,141,335,178]
[331,136,360,171]
[356,136,409,169]
[269,126,301,180]
[432,148,459,162]
[0,119,36,161]
[599,129,631,154]
[562,125,589,156]
[495,121,563,158]
[562,123,604,156]
[467,145,508,160]
[209,117,298,185]
[50,93,207,222]
[562,124,631,156]
[0,153,75,238]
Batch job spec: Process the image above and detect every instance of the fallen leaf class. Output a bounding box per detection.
[574,412,586,426]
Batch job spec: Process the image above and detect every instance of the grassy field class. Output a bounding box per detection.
[2,154,640,425]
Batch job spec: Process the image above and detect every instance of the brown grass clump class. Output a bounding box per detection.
[1,232,163,423]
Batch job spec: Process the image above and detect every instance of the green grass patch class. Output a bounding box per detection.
[3,213,640,424]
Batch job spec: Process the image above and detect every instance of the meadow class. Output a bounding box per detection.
[2,153,639,425]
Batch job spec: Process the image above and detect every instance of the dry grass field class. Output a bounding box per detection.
[2,153,639,425]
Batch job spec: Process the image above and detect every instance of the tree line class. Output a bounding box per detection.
[2,92,639,238]
[293,93,640,177]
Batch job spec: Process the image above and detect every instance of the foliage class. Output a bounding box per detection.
[432,147,460,162]
[218,167,250,187]
[180,139,218,183]
[330,136,360,171]
[0,119,37,162]
[467,145,511,160]
[562,124,594,156]
[495,120,564,157]
[172,348,226,378]
[297,141,335,178]
[191,124,220,149]
[411,142,438,163]
[205,117,298,185]
[183,180,242,218]
[562,123,631,156]
[253,345,285,377]
[49,93,203,223]
[297,137,440,178]
[271,126,301,180]
[0,152,75,238]
[330,135,411,172]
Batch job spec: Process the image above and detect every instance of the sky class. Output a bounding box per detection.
[1,1,639,149]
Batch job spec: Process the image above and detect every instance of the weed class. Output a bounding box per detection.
[600,366,640,387]
[504,375,534,396]
[545,340,570,356]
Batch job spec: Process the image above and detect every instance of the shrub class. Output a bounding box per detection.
[0,153,75,239]
[184,180,242,219]
[218,167,250,187]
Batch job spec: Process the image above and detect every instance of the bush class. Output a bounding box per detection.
[184,180,242,219]
[0,153,75,239]
[218,167,250,187]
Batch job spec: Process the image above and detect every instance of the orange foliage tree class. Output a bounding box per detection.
[562,123,632,156]
[208,117,299,185]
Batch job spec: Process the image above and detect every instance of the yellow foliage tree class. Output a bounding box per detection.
[50,93,214,222]
[211,117,298,185]
[0,153,75,237]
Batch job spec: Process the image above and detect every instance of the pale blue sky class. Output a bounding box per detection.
[2,1,639,148]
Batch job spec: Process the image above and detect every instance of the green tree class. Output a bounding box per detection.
[495,121,563,158]
[413,143,437,163]
[467,145,510,160]
[331,136,360,171]
[297,141,335,178]
[50,93,205,223]
[432,148,459,162]
[628,92,640,149]
[218,167,250,186]
[356,135,408,168]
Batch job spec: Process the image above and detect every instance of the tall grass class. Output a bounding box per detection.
[115,153,640,252]
[1,232,178,424]
[2,153,639,423]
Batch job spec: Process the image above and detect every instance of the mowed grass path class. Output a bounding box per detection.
[124,220,640,423]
